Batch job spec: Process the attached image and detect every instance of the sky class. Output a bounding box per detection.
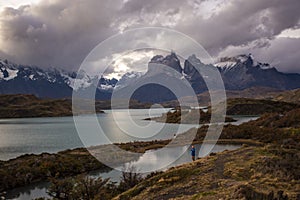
[0,0,40,10]
[0,0,299,77]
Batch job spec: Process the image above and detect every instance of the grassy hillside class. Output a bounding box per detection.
[149,98,299,124]
[114,145,300,200]
[192,87,283,106]
[225,98,299,115]
[0,94,104,118]
[275,88,300,104]
[246,108,300,128]
[115,106,300,199]
[0,148,107,192]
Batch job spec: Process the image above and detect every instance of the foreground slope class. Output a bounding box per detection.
[115,145,300,200]
[115,105,300,200]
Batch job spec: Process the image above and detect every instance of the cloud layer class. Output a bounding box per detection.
[0,0,299,74]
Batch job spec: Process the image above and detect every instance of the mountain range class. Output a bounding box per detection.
[0,59,117,99]
[119,52,300,102]
[0,53,299,102]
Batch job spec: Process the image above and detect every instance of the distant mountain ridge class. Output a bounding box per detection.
[124,53,300,102]
[0,53,299,102]
[214,54,300,90]
[183,53,300,93]
[0,59,116,99]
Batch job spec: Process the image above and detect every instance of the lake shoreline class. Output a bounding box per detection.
[2,101,297,196]
[0,137,259,193]
[1,138,261,162]
[2,142,244,199]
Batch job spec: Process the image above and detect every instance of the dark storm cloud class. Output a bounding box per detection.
[0,1,122,69]
[0,0,299,73]
[117,0,300,53]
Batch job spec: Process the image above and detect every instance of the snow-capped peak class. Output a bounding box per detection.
[214,54,273,71]
[236,54,251,63]
[62,70,95,91]
[0,59,19,81]
[214,56,239,70]
[114,71,144,89]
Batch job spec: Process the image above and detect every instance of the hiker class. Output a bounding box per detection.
[191,145,196,161]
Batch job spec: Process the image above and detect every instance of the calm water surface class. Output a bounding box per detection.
[0,108,200,161]
[0,109,256,199]
[0,110,258,161]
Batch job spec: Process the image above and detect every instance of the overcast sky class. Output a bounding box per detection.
[0,0,299,76]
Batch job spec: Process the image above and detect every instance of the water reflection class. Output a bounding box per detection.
[5,144,240,199]
[92,144,241,182]
[4,182,50,200]
[100,143,240,181]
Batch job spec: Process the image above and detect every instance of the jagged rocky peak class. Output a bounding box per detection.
[216,54,252,68]
[183,54,207,77]
[220,54,252,63]
[149,51,182,73]
[215,53,274,71]
[186,54,201,65]
[184,55,198,76]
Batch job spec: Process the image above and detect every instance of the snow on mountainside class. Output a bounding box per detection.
[214,54,273,72]
[1,52,300,101]
[61,72,93,91]
[143,52,300,98]
[0,59,118,91]
[115,71,143,89]
[211,54,300,91]
[0,59,117,99]
[98,76,118,92]
[0,60,19,81]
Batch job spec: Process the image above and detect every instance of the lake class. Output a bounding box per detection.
[0,109,257,199]
[0,109,257,161]
[0,108,197,161]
